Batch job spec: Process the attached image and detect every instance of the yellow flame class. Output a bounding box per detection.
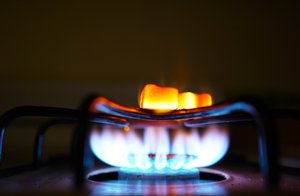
[139,84,213,111]
[178,92,198,109]
[196,93,213,107]
[139,84,178,111]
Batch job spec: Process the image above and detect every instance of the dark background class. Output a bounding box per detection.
[0,1,299,167]
[0,1,299,110]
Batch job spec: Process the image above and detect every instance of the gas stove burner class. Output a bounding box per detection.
[2,83,300,192]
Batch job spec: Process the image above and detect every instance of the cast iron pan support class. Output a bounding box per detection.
[0,97,280,189]
[73,95,99,188]
[184,100,279,188]
[0,106,80,164]
[34,118,77,169]
[74,97,279,189]
[0,105,127,171]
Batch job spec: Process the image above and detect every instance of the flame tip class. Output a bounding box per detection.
[139,84,213,111]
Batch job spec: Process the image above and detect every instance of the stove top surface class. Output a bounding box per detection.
[1,160,300,195]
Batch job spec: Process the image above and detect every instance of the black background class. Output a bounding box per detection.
[0,1,299,110]
[0,1,299,168]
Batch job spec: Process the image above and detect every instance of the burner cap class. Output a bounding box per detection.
[118,167,199,180]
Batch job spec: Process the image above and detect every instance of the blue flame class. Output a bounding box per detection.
[90,125,229,170]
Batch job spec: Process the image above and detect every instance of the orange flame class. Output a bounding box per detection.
[139,84,179,111]
[139,84,212,111]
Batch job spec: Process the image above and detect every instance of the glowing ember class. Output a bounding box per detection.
[139,84,212,112]
[178,92,212,109]
[139,84,179,111]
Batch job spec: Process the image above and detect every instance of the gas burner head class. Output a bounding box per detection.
[88,84,229,172]
[0,83,284,191]
[87,167,229,195]
[118,167,200,180]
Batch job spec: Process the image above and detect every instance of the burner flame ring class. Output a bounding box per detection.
[147,153,197,160]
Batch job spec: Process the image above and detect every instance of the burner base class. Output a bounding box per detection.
[118,167,199,180]
[87,167,228,183]
[87,167,230,195]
